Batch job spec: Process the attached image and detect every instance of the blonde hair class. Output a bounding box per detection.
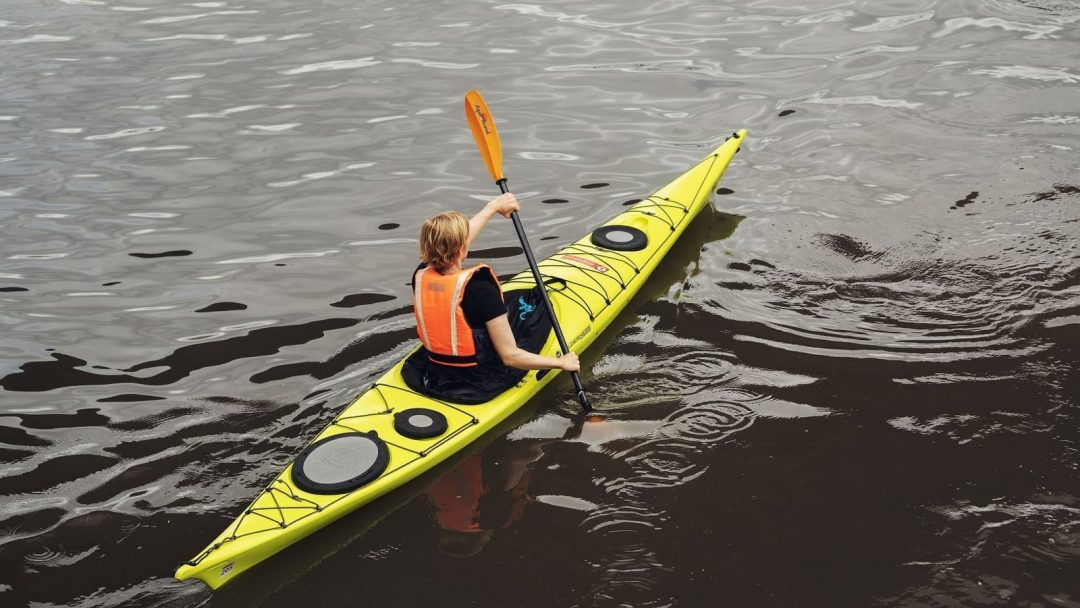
[419,211,469,272]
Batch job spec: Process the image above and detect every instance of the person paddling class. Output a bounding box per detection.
[411,193,579,385]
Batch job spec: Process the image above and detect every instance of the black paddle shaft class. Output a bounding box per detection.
[497,178,592,413]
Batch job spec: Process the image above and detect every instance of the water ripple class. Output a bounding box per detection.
[852,11,936,33]
[279,57,381,75]
[933,16,1063,39]
[660,401,755,444]
[970,64,1080,83]
[701,185,1079,363]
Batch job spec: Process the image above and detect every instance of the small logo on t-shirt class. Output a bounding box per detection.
[518,297,536,320]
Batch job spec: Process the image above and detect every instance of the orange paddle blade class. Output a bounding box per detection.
[464,90,504,182]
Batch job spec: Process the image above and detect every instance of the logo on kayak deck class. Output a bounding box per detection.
[560,254,608,273]
[220,562,235,578]
[517,296,536,320]
[571,325,591,347]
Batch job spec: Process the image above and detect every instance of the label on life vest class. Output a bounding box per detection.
[560,255,608,273]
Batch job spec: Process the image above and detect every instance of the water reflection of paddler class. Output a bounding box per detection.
[426,414,590,557]
[405,194,579,403]
[426,443,542,558]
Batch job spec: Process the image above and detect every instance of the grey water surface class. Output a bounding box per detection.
[1,0,1078,606]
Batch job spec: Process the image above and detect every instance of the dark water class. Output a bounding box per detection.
[2,0,1078,606]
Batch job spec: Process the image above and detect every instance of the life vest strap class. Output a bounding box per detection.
[427,350,479,367]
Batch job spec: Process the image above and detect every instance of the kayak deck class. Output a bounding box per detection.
[176,130,747,589]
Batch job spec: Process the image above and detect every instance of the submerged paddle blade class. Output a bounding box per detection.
[465,90,504,183]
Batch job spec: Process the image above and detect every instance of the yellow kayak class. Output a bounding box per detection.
[175,129,747,589]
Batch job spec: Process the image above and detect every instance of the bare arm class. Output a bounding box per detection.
[467,193,519,249]
[486,314,579,372]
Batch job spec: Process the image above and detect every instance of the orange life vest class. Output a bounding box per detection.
[413,264,503,367]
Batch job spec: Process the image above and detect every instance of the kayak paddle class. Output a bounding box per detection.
[464,89,592,413]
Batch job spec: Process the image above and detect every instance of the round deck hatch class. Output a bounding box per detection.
[394,408,448,439]
[291,432,389,494]
[591,225,647,251]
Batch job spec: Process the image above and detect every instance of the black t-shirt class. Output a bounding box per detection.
[411,264,505,327]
